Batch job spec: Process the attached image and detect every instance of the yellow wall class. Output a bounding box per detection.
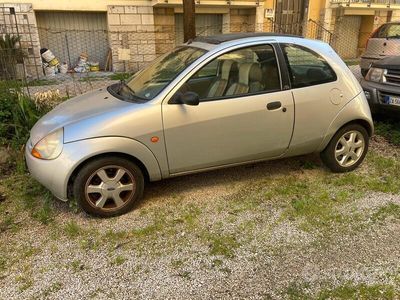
[0,0,264,11]
[308,0,325,22]
[0,0,149,11]
[358,15,374,49]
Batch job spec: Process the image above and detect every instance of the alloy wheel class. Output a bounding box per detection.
[84,165,136,211]
[334,130,365,168]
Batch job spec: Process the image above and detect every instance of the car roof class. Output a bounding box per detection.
[191,33,303,45]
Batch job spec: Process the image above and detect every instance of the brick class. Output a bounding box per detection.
[137,6,153,14]
[143,54,157,62]
[131,54,143,62]
[125,6,137,14]
[108,6,125,14]
[120,14,141,25]
[141,14,154,25]
[137,44,156,54]
[108,14,121,25]
[154,15,174,26]
[136,25,156,32]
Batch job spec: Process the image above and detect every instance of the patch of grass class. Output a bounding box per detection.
[285,282,310,299]
[178,270,191,280]
[112,255,126,266]
[375,120,400,146]
[109,73,132,81]
[171,259,184,269]
[64,220,81,238]
[0,214,15,233]
[15,273,33,292]
[371,202,400,223]
[284,281,396,299]
[27,79,57,86]
[70,260,85,272]
[205,233,240,258]
[41,282,62,297]
[317,283,395,299]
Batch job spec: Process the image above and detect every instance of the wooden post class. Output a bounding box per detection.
[183,0,196,42]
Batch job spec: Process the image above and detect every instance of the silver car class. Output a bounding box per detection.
[360,22,400,77]
[26,33,373,217]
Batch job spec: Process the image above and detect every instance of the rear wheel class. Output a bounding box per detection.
[320,124,369,173]
[73,157,144,217]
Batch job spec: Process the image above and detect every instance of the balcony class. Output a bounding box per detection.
[330,0,400,8]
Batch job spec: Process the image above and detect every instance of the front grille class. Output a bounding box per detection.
[385,69,400,86]
[379,91,400,104]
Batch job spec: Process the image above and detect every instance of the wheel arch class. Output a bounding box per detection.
[67,152,150,199]
[319,118,373,153]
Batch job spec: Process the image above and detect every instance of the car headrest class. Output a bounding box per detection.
[220,60,237,81]
[238,63,262,85]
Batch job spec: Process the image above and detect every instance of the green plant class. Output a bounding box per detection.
[0,34,25,80]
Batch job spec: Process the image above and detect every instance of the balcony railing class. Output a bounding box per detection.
[331,0,400,5]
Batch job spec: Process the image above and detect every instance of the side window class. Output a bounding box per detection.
[177,44,281,102]
[281,43,337,89]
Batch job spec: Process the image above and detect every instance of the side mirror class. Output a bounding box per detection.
[181,92,200,106]
[170,91,200,106]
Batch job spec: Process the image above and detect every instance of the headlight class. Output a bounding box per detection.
[31,128,64,160]
[366,67,385,82]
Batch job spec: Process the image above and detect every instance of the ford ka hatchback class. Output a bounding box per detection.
[26,33,373,217]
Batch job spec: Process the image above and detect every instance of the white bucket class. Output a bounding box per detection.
[41,49,56,63]
[59,63,68,74]
[44,66,56,76]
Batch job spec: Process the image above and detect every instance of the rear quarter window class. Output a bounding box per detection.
[374,24,400,38]
[281,43,337,89]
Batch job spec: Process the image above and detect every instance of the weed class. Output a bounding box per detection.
[317,283,395,299]
[64,220,81,238]
[112,255,126,266]
[70,260,84,272]
[109,73,132,81]
[206,233,239,258]
[371,202,400,224]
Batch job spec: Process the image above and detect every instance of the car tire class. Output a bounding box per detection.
[73,156,144,217]
[320,124,369,173]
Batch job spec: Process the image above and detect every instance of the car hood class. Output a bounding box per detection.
[373,56,400,70]
[30,89,134,145]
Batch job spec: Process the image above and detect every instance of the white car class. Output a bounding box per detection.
[26,33,373,217]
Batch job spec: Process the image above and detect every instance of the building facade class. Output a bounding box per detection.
[0,0,399,78]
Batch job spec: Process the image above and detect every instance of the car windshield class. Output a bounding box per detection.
[123,46,206,101]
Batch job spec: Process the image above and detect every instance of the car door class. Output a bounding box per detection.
[162,43,295,174]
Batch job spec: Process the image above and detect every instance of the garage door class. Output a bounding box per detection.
[175,14,223,45]
[36,12,108,69]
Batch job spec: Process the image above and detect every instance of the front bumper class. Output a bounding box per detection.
[25,139,74,201]
[360,79,400,114]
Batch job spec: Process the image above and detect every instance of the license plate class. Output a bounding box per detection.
[385,95,400,106]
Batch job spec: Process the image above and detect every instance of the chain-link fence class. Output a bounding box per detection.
[0,15,380,99]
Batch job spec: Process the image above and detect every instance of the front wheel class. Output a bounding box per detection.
[320,124,369,173]
[73,157,144,217]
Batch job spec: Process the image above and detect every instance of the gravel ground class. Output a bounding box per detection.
[1,138,400,299]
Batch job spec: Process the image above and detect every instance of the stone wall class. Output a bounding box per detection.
[230,8,256,33]
[107,5,157,72]
[0,3,41,79]
[154,8,175,55]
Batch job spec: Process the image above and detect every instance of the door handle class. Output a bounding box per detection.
[267,101,282,110]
